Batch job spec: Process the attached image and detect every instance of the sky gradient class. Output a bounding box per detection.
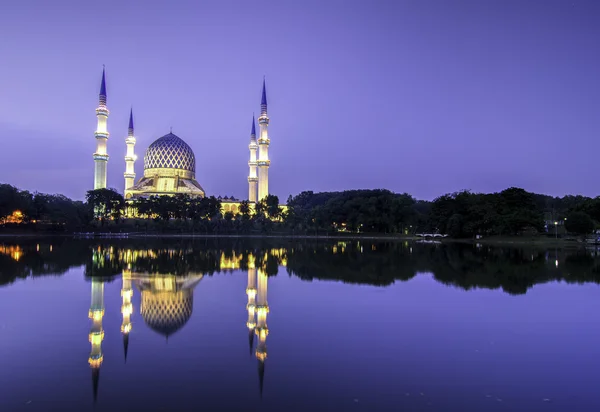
[0,0,598,201]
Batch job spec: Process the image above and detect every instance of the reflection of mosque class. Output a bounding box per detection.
[87,249,284,402]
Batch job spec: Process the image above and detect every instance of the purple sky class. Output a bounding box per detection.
[0,0,598,201]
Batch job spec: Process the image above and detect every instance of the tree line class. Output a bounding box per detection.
[286,187,598,237]
[0,182,598,237]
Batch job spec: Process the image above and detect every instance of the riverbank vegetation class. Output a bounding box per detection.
[1,182,600,238]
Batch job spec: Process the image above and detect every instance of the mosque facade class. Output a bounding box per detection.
[92,68,272,208]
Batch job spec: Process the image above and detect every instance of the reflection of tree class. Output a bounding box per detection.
[425,246,550,295]
[3,238,600,295]
[285,242,600,295]
[0,239,90,286]
[285,242,419,286]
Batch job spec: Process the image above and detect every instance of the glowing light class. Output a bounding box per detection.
[256,352,267,361]
[256,306,269,315]
[121,304,133,316]
[89,331,104,344]
[5,210,24,224]
[0,245,24,261]
[89,309,105,320]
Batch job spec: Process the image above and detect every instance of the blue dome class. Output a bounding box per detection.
[144,133,195,172]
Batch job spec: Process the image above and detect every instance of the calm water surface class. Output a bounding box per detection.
[1,238,600,411]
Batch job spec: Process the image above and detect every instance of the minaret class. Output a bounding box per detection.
[246,253,257,355]
[88,278,105,403]
[93,67,110,190]
[124,108,137,197]
[248,116,258,203]
[257,78,270,202]
[121,267,133,362]
[255,261,269,396]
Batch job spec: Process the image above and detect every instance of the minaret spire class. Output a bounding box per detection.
[92,368,100,404]
[257,78,271,201]
[248,115,258,203]
[258,360,265,398]
[128,107,134,134]
[93,67,110,190]
[260,77,267,114]
[124,108,137,197]
[99,66,107,105]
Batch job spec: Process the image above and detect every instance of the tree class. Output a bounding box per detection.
[447,214,464,238]
[565,211,594,237]
[0,184,28,223]
[133,197,153,219]
[254,200,266,218]
[263,195,281,219]
[239,200,251,220]
[86,188,125,225]
[498,187,544,234]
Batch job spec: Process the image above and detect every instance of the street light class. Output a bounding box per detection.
[554,221,558,239]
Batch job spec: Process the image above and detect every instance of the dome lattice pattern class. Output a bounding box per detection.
[141,291,193,337]
[144,133,196,172]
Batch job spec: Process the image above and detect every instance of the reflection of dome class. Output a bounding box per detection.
[135,274,203,338]
[141,290,193,337]
[144,133,195,173]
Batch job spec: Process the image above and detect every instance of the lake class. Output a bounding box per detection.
[1,237,600,411]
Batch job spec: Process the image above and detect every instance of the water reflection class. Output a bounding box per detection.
[83,247,277,403]
[2,238,600,411]
[88,278,104,403]
[2,238,600,294]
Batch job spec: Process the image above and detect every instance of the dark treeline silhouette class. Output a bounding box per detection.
[287,188,600,237]
[2,237,600,295]
[0,183,91,231]
[2,183,600,236]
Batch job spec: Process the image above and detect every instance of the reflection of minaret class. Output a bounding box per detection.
[255,264,269,397]
[121,267,133,362]
[88,278,105,403]
[246,254,257,355]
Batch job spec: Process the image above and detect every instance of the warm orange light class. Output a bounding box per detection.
[88,356,103,368]
[5,210,24,224]
[89,309,105,320]
[0,245,24,261]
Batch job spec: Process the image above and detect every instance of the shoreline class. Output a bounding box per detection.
[0,231,594,247]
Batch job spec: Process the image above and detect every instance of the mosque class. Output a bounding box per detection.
[87,248,282,401]
[92,68,273,211]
